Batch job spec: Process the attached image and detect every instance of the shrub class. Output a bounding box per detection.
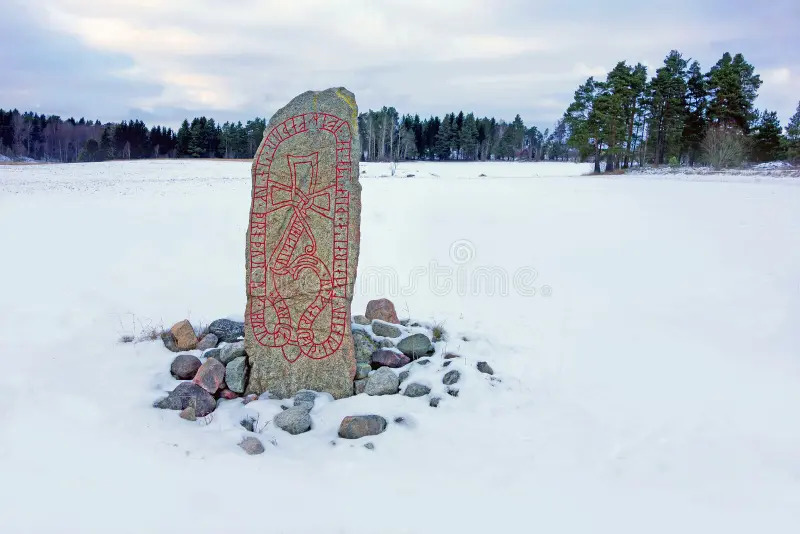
[702,126,748,168]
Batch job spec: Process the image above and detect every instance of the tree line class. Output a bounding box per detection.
[563,50,800,170]
[2,49,798,166]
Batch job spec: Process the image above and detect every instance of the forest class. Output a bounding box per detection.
[1,49,798,167]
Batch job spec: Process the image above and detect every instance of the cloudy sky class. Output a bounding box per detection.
[2,0,798,130]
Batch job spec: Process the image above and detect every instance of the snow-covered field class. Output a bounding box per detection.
[1,160,799,533]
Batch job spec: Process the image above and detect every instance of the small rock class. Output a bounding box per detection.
[365,298,399,324]
[338,415,388,439]
[429,397,441,408]
[354,379,367,395]
[364,442,375,450]
[442,360,452,367]
[259,391,281,400]
[179,406,196,421]
[353,330,380,363]
[371,320,401,338]
[370,349,411,369]
[225,357,248,393]
[352,315,370,325]
[219,340,245,365]
[397,333,434,358]
[394,417,405,424]
[442,370,461,385]
[242,393,259,404]
[415,358,431,366]
[196,333,219,351]
[403,383,431,398]
[294,390,317,404]
[444,352,460,359]
[170,354,202,380]
[219,389,239,400]
[355,362,371,379]
[161,331,179,352]
[204,348,222,361]
[154,382,216,417]
[192,358,226,394]
[379,339,395,348]
[240,417,256,432]
[447,388,459,397]
[365,367,399,396]
[238,436,265,455]
[477,361,494,375]
[169,320,198,351]
[398,370,410,383]
[208,318,245,343]
[274,407,312,435]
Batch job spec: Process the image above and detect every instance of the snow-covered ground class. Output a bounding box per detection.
[1,160,799,533]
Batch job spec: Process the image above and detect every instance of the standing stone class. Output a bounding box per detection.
[245,88,361,400]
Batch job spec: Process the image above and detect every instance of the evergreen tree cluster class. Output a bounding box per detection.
[563,50,796,169]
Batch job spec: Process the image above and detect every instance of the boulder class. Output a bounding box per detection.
[196,333,219,352]
[352,315,370,325]
[397,333,434,358]
[208,318,245,343]
[353,330,379,364]
[192,358,226,394]
[371,321,401,338]
[179,406,197,421]
[477,361,494,375]
[403,383,431,398]
[365,367,399,396]
[154,382,216,417]
[398,370,410,383]
[169,320,198,351]
[442,370,461,385]
[338,415,388,439]
[274,407,312,435]
[239,436,265,455]
[365,298,399,324]
[170,354,202,380]
[219,340,245,365]
[161,331,179,352]
[225,357,248,393]
[370,349,411,369]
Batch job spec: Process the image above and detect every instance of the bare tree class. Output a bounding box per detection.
[702,126,748,168]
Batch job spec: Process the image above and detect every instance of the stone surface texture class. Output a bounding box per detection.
[170,354,202,380]
[365,299,399,324]
[338,415,388,439]
[245,88,361,400]
[274,407,313,435]
[169,320,198,351]
[192,358,226,394]
[208,319,245,343]
[225,357,248,393]
[396,333,434,358]
[371,320,401,338]
[369,349,411,369]
[365,367,399,396]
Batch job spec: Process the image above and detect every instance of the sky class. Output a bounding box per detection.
[1,0,798,130]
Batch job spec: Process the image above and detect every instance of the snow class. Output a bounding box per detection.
[1,160,799,533]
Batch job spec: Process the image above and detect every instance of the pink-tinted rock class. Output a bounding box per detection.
[219,389,239,400]
[365,299,399,324]
[370,349,411,369]
[192,358,226,394]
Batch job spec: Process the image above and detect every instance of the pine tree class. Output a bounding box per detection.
[459,113,479,160]
[434,114,454,160]
[682,60,708,166]
[647,50,688,164]
[176,120,191,157]
[706,52,762,132]
[751,110,784,162]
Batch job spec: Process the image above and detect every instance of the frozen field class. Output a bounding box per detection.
[1,160,799,533]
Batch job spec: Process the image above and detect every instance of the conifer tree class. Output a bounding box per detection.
[751,110,784,162]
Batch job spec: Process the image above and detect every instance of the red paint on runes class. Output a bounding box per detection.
[248,113,352,362]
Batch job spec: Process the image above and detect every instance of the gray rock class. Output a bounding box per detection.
[429,397,441,408]
[219,340,245,365]
[352,315,370,325]
[442,370,461,385]
[259,391,281,400]
[354,379,367,395]
[204,348,222,361]
[442,360,452,367]
[397,333,434,358]
[371,321,401,338]
[379,339,395,348]
[353,330,379,363]
[477,361,494,375]
[294,390,317,404]
[179,406,196,421]
[196,333,219,351]
[170,353,202,380]
[338,415,387,439]
[208,319,245,343]
[355,362,371,379]
[403,383,431,398]
[239,436,265,455]
[398,370,410,383]
[447,388,459,397]
[415,358,431,366]
[364,442,375,450]
[161,331,180,352]
[293,401,314,412]
[154,382,216,417]
[365,367,399,396]
[240,416,256,432]
[225,357,248,393]
[274,407,312,435]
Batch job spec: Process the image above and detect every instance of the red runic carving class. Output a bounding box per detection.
[248,113,352,362]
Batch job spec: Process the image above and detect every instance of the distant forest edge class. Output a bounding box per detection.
[1,50,799,168]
